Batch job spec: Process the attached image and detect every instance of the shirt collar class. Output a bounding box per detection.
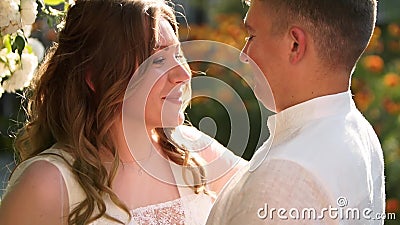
[270,91,353,138]
[249,91,354,172]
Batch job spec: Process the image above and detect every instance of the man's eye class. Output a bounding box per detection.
[153,56,166,65]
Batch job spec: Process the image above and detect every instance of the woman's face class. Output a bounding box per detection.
[124,18,191,130]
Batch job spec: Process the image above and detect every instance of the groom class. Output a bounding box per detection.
[207,0,385,224]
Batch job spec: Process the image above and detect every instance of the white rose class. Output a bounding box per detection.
[20,0,38,26]
[0,0,20,27]
[1,20,22,35]
[0,61,11,79]
[6,51,20,73]
[2,69,25,92]
[1,48,20,75]
[28,38,45,62]
[0,0,22,35]
[0,49,11,78]
[23,24,32,37]
[2,53,38,92]
[20,52,38,72]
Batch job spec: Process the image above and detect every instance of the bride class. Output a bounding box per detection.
[0,0,246,224]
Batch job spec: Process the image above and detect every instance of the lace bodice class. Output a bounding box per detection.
[131,199,184,225]
[131,194,197,225]
[92,193,213,225]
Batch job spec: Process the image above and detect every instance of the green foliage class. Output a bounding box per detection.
[11,35,25,56]
[43,0,65,6]
[352,22,400,223]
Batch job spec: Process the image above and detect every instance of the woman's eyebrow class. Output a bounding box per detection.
[156,43,180,51]
[155,45,169,51]
[160,45,169,49]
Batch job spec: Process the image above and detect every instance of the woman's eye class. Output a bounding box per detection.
[153,56,166,65]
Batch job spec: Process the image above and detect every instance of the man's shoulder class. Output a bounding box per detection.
[261,109,383,204]
[276,107,380,156]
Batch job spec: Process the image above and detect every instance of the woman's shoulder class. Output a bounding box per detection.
[8,148,73,184]
[7,158,67,195]
[4,147,86,211]
[0,157,69,225]
[7,148,75,187]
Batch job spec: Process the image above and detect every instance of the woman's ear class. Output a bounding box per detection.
[288,26,306,64]
[85,71,95,92]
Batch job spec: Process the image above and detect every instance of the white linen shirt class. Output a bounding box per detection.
[206,91,385,225]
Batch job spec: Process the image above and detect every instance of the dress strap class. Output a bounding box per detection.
[6,147,86,212]
[40,148,87,211]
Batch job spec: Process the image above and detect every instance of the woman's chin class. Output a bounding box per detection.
[151,112,184,128]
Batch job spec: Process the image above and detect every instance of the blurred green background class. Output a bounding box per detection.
[1,0,399,222]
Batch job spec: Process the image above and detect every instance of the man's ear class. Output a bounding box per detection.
[85,71,95,92]
[288,26,306,64]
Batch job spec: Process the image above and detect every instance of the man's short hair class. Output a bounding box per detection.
[246,0,377,72]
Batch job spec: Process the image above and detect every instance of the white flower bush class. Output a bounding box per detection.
[0,0,38,36]
[2,53,38,93]
[0,0,71,98]
[0,0,21,36]
[20,0,38,27]
[0,50,39,97]
[0,0,52,98]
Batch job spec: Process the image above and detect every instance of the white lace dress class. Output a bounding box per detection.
[5,125,244,224]
[6,148,214,225]
[129,193,212,225]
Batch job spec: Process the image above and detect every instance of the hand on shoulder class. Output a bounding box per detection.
[174,125,248,194]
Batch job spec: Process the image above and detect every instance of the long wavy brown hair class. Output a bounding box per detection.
[14,0,208,224]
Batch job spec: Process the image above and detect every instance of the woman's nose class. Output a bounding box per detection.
[168,63,191,84]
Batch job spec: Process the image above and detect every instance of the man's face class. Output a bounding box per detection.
[241,0,288,106]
